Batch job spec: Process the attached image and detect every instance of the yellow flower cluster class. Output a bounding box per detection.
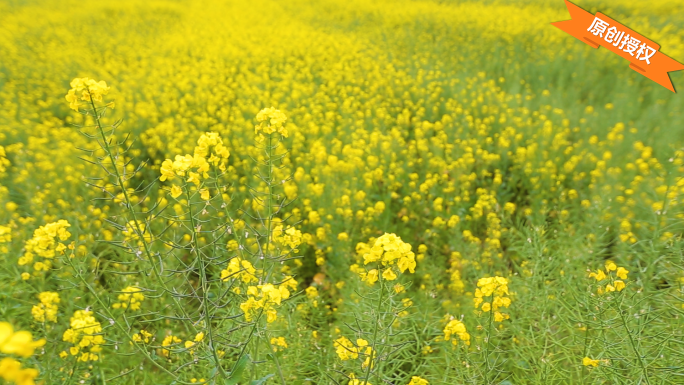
[272,225,303,251]
[305,286,319,299]
[0,224,10,254]
[353,233,416,285]
[220,257,258,284]
[582,356,610,367]
[0,358,40,385]
[31,291,60,323]
[334,336,374,369]
[0,146,9,175]
[194,132,231,160]
[255,107,288,137]
[0,322,45,357]
[461,189,505,260]
[408,376,429,385]
[0,322,44,385]
[64,77,110,111]
[161,335,182,358]
[347,375,373,385]
[619,220,637,244]
[18,220,71,275]
[448,251,465,294]
[240,279,297,323]
[159,132,231,198]
[589,261,629,294]
[305,286,320,308]
[112,286,146,311]
[443,319,470,346]
[132,330,153,344]
[184,332,205,354]
[270,336,288,352]
[61,310,104,362]
[473,276,512,322]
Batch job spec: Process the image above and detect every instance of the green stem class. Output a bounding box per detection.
[252,133,276,380]
[185,188,226,377]
[86,93,195,334]
[252,331,260,382]
[653,175,671,239]
[231,307,265,375]
[484,296,494,385]
[41,322,51,385]
[61,359,79,385]
[443,341,451,382]
[617,296,651,385]
[262,332,287,385]
[362,276,385,385]
[580,324,590,384]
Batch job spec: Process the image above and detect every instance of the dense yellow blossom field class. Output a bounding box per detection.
[1,0,684,384]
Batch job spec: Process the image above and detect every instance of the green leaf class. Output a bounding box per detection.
[224,354,251,385]
[250,374,275,385]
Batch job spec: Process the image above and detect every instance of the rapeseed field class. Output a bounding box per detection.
[1,0,683,384]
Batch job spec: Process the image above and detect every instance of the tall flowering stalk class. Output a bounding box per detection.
[337,233,418,384]
[582,262,653,384]
[66,79,303,383]
[66,77,195,330]
[159,131,234,376]
[473,276,512,384]
[237,107,297,384]
[65,77,190,380]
